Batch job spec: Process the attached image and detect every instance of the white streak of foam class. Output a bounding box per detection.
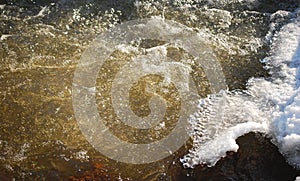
[0,34,12,41]
[182,14,300,168]
[35,6,48,18]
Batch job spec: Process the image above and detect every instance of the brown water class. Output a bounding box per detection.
[0,0,297,180]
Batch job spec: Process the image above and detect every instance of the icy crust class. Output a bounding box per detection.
[181,90,271,167]
[268,15,300,168]
[182,15,300,168]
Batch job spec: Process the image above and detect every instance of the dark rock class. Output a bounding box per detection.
[169,133,300,181]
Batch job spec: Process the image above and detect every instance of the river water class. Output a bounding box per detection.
[0,0,300,180]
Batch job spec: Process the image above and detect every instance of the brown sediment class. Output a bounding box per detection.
[69,162,128,181]
[0,174,13,181]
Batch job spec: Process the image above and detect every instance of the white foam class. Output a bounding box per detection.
[182,122,267,167]
[252,14,300,168]
[181,90,271,167]
[182,14,300,168]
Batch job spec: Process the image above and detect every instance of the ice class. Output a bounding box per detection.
[182,122,267,167]
[182,13,300,168]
